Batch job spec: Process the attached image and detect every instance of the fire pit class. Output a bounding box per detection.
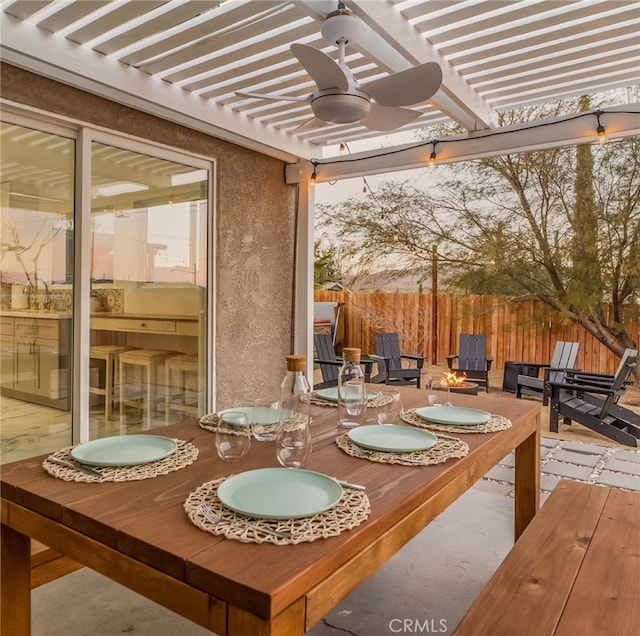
[447,382,480,395]
[443,372,480,396]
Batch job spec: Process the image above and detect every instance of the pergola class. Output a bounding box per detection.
[2,0,639,362]
[2,0,639,173]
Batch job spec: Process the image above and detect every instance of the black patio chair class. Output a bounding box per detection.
[446,334,493,392]
[515,341,580,405]
[548,348,640,447]
[369,332,425,389]
[313,333,372,389]
[562,348,639,422]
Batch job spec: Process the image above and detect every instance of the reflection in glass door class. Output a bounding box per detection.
[0,122,75,463]
[89,142,209,436]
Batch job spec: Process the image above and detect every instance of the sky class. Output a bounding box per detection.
[313,130,442,208]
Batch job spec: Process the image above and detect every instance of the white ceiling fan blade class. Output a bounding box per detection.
[361,62,442,107]
[235,90,309,102]
[362,104,421,131]
[293,117,329,134]
[291,43,350,92]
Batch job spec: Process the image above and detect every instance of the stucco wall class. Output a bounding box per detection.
[1,63,297,407]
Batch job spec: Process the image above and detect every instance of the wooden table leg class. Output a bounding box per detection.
[1,523,31,636]
[513,424,540,540]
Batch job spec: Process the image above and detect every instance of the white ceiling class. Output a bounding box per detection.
[1,0,639,172]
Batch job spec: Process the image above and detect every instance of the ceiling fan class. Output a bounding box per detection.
[236,6,442,133]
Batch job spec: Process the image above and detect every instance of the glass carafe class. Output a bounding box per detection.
[276,355,312,468]
[337,347,366,428]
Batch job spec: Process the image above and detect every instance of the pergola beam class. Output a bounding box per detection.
[285,104,640,183]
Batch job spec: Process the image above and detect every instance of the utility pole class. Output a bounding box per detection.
[431,245,438,364]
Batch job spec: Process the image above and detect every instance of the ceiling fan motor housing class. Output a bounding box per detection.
[321,11,361,45]
[311,91,371,123]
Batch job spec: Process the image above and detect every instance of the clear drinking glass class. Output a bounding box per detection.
[276,411,312,468]
[427,376,451,406]
[376,388,402,425]
[338,378,366,428]
[216,411,251,461]
[252,398,280,441]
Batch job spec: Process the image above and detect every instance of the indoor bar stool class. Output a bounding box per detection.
[89,345,137,420]
[118,349,176,428]
[165,354,200,423]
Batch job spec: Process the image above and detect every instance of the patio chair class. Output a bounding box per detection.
[446,334,493,392]
[562,348,639,422]
[548,348,640,447]
[370,332,425,389]
[313,333,372,389]
[515,341,580,405]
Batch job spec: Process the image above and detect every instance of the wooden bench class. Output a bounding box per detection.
[453,480,640,636]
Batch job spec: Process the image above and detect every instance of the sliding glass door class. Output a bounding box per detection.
[1,113,214,461]
[89,141,209,435]
[0,121,75,462]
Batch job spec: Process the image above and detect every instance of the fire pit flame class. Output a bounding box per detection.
[443,371,468,387]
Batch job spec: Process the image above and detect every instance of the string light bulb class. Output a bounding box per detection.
[339,143,346,154]
[429,141,438,164]
[310,160,318,181]
[595,110,606,144]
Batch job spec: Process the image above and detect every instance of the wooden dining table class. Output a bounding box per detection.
[1,387,540,635]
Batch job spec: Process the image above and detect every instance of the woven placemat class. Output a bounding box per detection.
[199,412,224,432]
[304,391,391,408]
[184,477,370,545]
[336,432,468,466]
[42,439,198,482]
[199,413,305,434]
[401,409,512,434]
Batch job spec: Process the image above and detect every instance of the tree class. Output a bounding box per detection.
[317,97,640,357]
[313,240,342,288]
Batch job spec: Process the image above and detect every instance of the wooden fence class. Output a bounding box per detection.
[314,290,640,376]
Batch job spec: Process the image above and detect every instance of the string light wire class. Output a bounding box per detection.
[308,109,635,180]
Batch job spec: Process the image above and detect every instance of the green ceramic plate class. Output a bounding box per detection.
[71,435,177,467]
[414,406,491,426]
[348,425,437,452]
[217,407,253,422]
[315,387,380,403]
[217,468,343,519]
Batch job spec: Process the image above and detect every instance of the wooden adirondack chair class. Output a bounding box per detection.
[370,332,425,389]
[313,333,372,389]
[548,349,640,447]
[515,341,580,405]
[446,334,493,391]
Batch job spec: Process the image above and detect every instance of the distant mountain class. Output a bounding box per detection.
[345,268,431,293]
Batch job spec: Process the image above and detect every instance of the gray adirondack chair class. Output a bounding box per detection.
[548,348,639,447]
[370,332,425,389]
[446,334,493,391]
[313,333,372,389]
[515,341,580,405]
